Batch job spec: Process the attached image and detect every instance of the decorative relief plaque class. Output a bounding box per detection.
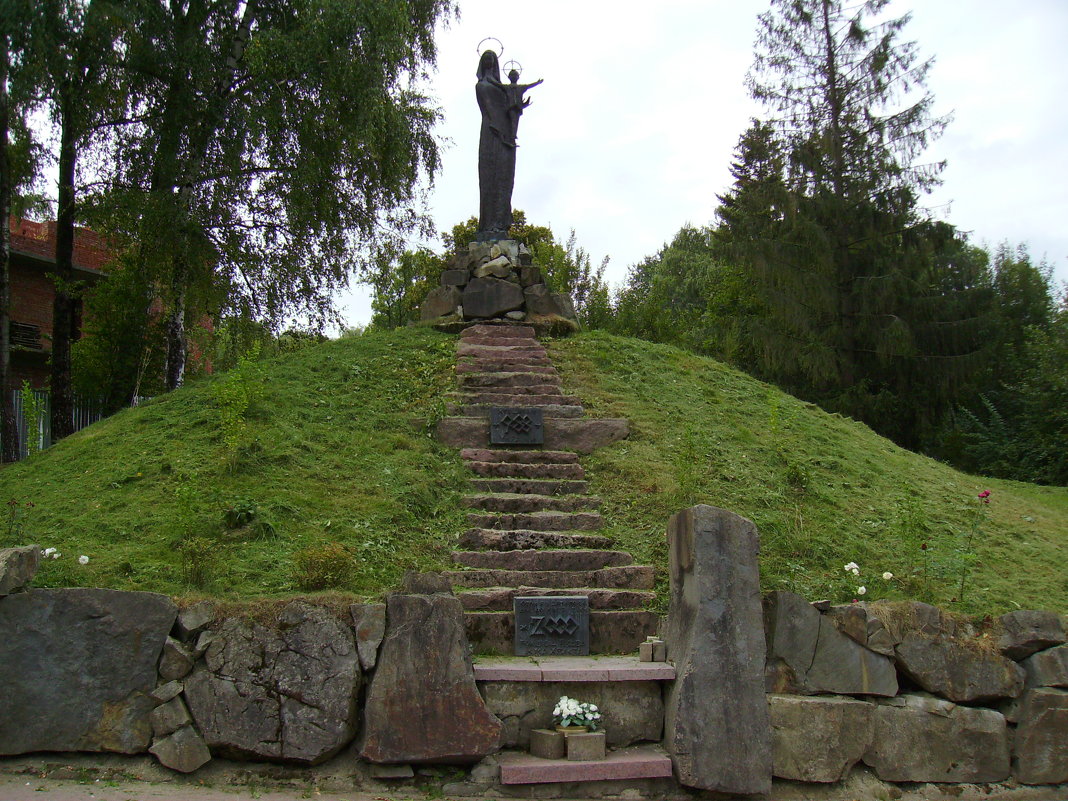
[490,407,544,445]
[514,596,590,656]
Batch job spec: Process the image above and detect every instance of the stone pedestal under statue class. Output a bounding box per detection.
[419,239,579,335]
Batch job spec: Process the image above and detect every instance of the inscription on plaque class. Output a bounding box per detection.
[514,596,590,656]
[490,407,544,445]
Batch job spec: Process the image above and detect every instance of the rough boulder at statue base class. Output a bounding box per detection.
[462,277,524,318]
[358,593,502,764]
[663,505,772,795]
[183,601,360,764]
[0,588,177,755]
[420,286,462,321]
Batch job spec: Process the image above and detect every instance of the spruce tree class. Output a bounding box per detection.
[721,0,988,446]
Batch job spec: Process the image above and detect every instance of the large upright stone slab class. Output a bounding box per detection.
[359,593,502,764]
[0,588,177,754]
[663,505,771,795]
[183,601,360,764]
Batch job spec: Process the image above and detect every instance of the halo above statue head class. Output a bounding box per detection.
[503,60,523,78]
[476,37,503,57]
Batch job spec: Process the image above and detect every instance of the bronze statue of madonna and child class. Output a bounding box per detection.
[474,44,542,242]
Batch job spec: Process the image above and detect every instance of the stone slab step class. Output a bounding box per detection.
[465,462,586,480]
[466,510,603,531]
[452,403,585,419]
[459,373,562,390]
[457,344,547,359]
[498,745,673,785]
[456,362,558,376]
[470,478,589,496]
[438,417,629,454]
[473,655,675,682]
[459,586,656,612]
[465,610,660,655]
[452,550,633,571]
[461,323,536,340]
[449,391,582,406]
[461,449,580,465]
[460,337,541,350]
[459,529,614,551]
[462,492,599,513]
[445,565,655,590]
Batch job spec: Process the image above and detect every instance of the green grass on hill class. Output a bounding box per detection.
[1,327,1065,616]
[0,327,467,599]
[550,332,1068,616]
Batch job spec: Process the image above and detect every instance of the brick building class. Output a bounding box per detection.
[7,217,111,392]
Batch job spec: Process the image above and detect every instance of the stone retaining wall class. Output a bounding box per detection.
[2,538,1066,796]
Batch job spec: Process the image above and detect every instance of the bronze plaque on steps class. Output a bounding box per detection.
[490,407,544,445]
[515,596,590,656]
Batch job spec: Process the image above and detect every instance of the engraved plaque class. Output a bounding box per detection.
[514,596,590,656]
[490,407,544,445]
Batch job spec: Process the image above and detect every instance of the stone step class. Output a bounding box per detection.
[461,323,536,340]
[460,335,541,347]
[460,449,581,465]
[497,745,673,785]
[452,403,585,419]
[462,492,599,513]
[437,417,630,455]
[455,362,558,376]
[457,344,547,359]
[465,510,603,531]
[470,478,589,495]
[459,373,562,390]
[459,587,656,612]
[452,550,633,571]
[459,529,614,551]
[464,461,586,480]
[465,610,661,655]
[445,565,655,590]
[449,391,582,406]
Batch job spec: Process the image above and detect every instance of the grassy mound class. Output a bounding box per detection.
[550,332,1068,615]
[0,327,466,598]
[1,327,1065,615]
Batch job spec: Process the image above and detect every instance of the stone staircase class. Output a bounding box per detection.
[439,323,659,654]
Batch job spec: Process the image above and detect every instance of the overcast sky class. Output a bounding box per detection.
[338,0,1068,326]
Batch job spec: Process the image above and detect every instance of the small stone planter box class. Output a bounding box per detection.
[567,730,607,761]
[529,728,565,760]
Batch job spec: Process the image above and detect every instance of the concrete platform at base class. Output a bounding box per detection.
[498,744,674,785]
[473,655,675,682]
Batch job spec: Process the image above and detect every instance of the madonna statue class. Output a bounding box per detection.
[475,50,542,241]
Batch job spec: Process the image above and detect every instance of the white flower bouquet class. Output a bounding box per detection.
[552,695,602,731]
